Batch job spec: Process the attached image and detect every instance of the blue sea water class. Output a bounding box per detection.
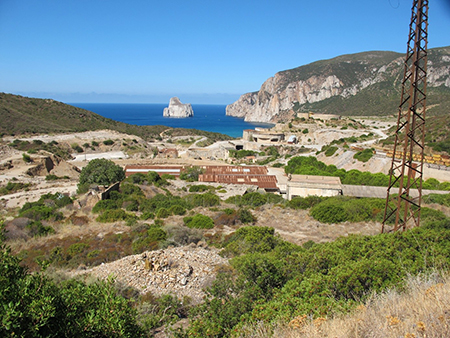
[69,103,274,138]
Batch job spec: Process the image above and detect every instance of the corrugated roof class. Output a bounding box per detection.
[199,173,278,190]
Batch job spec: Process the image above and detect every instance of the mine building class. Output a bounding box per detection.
[285,175,342,199]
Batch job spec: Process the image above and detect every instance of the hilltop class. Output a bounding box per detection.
[0,93,232,142]
[226,46,450,122]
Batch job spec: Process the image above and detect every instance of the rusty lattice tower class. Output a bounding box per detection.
[382,0,428,233]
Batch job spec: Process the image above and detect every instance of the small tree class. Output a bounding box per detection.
[78,159,125,192]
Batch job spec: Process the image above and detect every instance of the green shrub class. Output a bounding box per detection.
[19,205,62,221]
[310,203,348,223]
[189,184,210,192]
[309,197,386,223]
[186,192,220,207]
[325,146,338,157]
[0,233,144,337]
[184,214,214,229]
[132,227,167,253]
[92,199,119,213]
[147,227,167,242]
[226,192,284,208]
[156,207,171,219]
[140,212,155,220]
[71,143,83,153]
[168,204,186,216]
[96,209,136,223]
[423,193,450,206]
[237,208,256,224]
[353,148,374,162]
[22,153,32,163]
[120,183,143,196]
[103,139,114,145]
[66,242,90,258]
[124,200,139,212]
[288,196,325,209]
[26,221,55,237]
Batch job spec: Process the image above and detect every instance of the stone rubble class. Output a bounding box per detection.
[74,244,228,303]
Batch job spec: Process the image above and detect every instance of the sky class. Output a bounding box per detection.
[0,0,449,105]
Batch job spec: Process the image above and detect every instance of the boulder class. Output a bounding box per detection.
[163,97,194,118]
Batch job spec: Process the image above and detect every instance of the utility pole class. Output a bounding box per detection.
[382,0,428,233]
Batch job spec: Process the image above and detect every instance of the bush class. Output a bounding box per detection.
[237,208,256,224]
[226,192,284,208]
[103,139,114,145]
[96,209,136,223]
[353,148,374,162]
[19,205,62,221]
[71,143,83,153]
[26,221,55,237]
[140,212,155,220]
[184,214,214,229]
[22,153,32,163]
[168,205,186,216]
[324,146,338,157]
[310,203,348,223]
[309,196,386,223]
[186,192,220,208]
[189,184,210,193]
[120,183,143,196]
[155,207,171,219]
[288,196,325,209]
[0,227,144,337]
[92,199,119,213]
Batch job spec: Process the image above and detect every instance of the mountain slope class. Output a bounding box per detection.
[0,93,232,141]
[226,46,450,122]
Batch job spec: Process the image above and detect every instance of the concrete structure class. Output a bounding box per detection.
[158,148,178,159]
[187,146,230,161]
[243,129,285,143]
[286,175,342,200]
[342,185,449,199]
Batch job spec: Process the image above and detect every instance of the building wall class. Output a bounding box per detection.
[286,185,342,200]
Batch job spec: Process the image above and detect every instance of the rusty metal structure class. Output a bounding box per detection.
[382,0,428,232]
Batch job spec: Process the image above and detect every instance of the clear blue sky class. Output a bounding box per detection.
[1,0,449,104]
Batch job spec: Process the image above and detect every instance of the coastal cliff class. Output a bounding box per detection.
[226,47,450,122]
[163,97,194,118]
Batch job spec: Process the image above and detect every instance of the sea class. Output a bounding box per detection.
[69,103,274,138]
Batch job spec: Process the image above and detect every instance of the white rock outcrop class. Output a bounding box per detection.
[226,48,450,123]
[163,97,194,118]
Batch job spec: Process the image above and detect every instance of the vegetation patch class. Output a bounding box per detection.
[353,148,374,162]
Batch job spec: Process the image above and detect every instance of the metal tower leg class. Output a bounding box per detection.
[382,0,428,232]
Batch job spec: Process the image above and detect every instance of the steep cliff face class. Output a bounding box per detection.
[163,97,194,118]
[226,47,450,122]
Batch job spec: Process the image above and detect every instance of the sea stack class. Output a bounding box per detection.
[163,97,194,118]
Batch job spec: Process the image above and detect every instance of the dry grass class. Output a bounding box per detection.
[237,272,450,338]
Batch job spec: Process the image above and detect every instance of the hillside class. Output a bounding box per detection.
[226,46,450,122]
[0,93,232,142]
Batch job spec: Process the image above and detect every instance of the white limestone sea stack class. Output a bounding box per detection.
[163,97,194,118]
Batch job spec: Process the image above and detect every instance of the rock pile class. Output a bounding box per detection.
[76,244,228,303]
